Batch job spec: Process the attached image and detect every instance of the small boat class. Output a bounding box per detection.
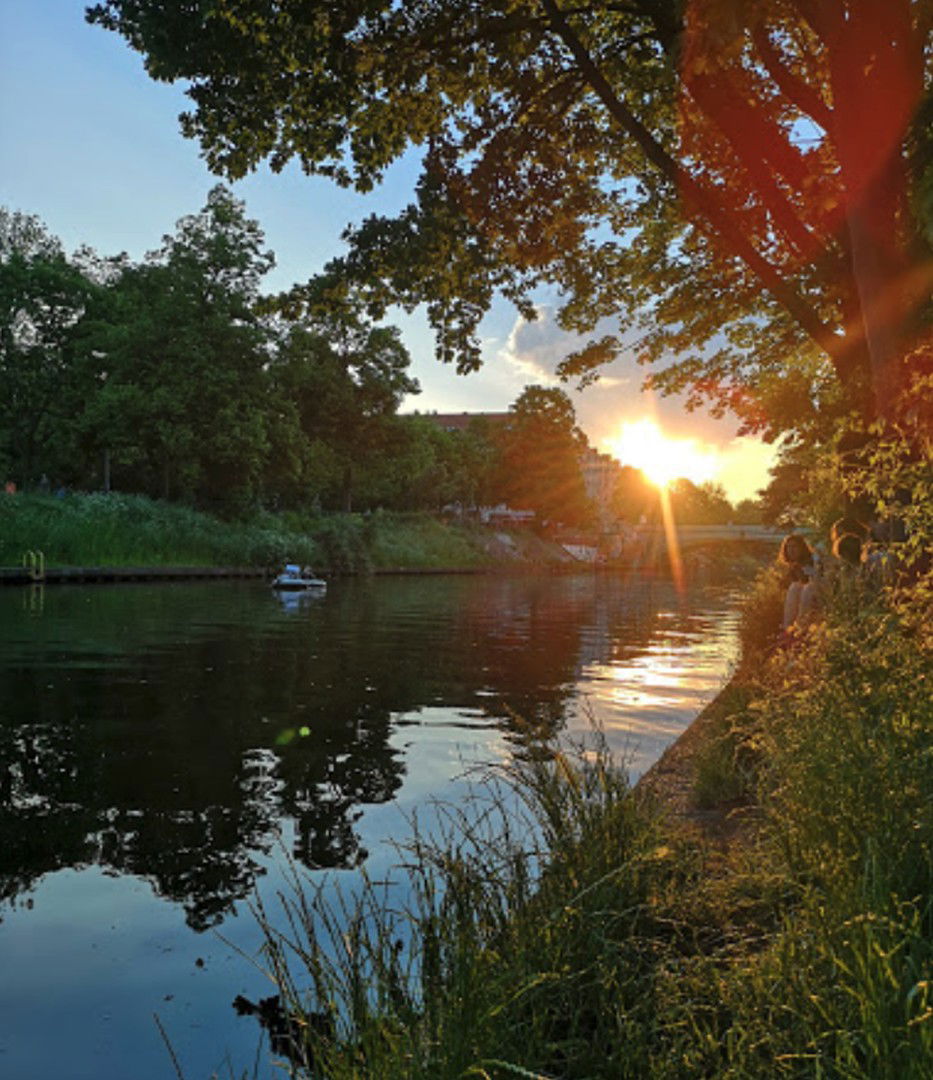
[272,563,327,591]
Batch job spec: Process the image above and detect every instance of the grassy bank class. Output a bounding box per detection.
[0,492,547,573]
[246,570,931,1078]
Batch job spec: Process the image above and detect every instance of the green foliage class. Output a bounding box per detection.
[0,209,101,485]
[737,562,787,662]
[251,734,671,1080]
[0,197,438,517]
[797,373,933,643]
[0,198,626,526]
[732,497,764,525]
[607,463,656,524]
[691,732,748,810]
[699,600,933,1078]
[667,478,734,525]
[269,277,417,512]
[33,496,538,575]
[88,0,932,434]
[353,416,501,513]
[365,512,490,569]
[0,495,520,573]
[0,491,317,568]
[83,185,277,511]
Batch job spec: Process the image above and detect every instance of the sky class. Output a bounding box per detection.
[0,0,778,501]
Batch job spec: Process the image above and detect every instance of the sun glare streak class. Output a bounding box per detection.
[606,418,719,489]
[658,483,685,596]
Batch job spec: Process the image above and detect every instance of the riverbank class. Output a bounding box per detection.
[252,567,932,1078]
[0,492,572,576]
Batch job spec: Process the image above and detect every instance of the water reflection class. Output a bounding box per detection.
[0,576,737,931]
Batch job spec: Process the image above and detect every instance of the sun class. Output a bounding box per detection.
[605,418,719,489]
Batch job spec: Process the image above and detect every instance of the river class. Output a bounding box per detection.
[0,573,740,1078]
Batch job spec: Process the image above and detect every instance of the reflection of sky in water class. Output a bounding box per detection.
[566,604,739,780]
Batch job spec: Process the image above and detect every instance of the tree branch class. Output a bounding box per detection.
[684,73,820,257]
[538,0,848,373]
[751,26,833,135]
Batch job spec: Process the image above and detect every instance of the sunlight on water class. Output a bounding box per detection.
[569,601,739,779]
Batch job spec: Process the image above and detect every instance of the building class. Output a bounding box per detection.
[416,411,511,433]
[579,447,620,507]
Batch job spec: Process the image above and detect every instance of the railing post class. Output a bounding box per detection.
[22,549,46,582]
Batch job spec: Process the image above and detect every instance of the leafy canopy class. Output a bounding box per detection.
[88,0,933,435]
[0,209,101,482]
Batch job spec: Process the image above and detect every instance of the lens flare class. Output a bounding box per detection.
[605,418,718,489]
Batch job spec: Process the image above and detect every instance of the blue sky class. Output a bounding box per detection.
[0,0,776,499]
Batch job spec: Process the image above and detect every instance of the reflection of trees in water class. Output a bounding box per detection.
[0,576,715,926]
[0,612,410,929]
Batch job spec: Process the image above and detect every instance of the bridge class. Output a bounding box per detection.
[557,524,786,567]
[621,523,785,569]
[631,524,785,547]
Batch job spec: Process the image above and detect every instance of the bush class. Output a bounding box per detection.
[737,563,786,662]
[692,600,933,1078]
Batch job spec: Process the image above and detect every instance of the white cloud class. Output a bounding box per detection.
[496,306,565,386]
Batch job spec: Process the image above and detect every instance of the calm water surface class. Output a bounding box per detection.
[0,574,739,1078]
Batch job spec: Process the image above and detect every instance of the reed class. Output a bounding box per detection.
[248,733,684,1079]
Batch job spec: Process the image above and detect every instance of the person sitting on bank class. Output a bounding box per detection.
[779,533,820,633]
[832,531,864,569]
[829,516,891,580]
[829,515,869,551]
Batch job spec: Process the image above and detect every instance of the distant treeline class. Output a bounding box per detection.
[1,188,756,527]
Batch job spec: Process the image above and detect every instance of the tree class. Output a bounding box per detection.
[85,186,277,510]
[88,1,932,436]
[493,386,594,527]
[733,498,764,526]
[0,210,99,485]
[270,273,418,511]
[609,464,657,525]
[667,478,734,525]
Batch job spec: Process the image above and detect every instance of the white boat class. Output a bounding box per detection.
[272,563,327,591]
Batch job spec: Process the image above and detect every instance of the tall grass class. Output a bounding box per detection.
[0,495,499,572]
[249,735,682,1079]
[366,512,491,570]
[0,493,318,568]
[242,572,932,1078]
[716,599,932,1077]
[668,579,933,1078]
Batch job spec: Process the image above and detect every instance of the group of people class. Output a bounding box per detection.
[778,516,886,638]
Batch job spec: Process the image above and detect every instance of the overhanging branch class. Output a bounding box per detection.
[539,0,850,376]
